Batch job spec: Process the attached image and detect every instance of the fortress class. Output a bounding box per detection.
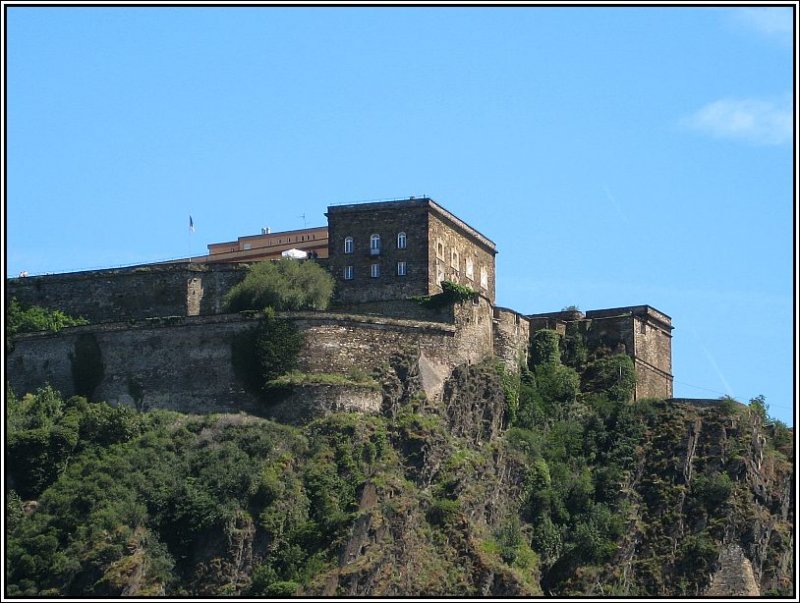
[6,197,673,420]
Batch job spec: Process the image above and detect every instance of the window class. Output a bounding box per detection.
[466,257,474,280]
[436,240,444,260]
[243,243,252,250]
[480,266,488,290]
[397,261,406,276]
[437,265,445,286]
[344,237,354,254]
[371,263,380,278]
[397,232,407,249]
[370,234,381,255]
[344,266,354,280]
[451,250,459,270]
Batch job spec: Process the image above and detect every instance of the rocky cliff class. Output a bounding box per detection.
[5,352,794,597]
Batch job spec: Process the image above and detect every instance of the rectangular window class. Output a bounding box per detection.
[466,258,474,280]
[243,243,252,250]
[397,261,406,276]
[344,266,354,280]
[371,263,380,278]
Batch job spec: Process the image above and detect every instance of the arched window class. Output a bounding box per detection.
[451,250,460,270]
[344,237,354,254]
[397,232,407,249]
[436,241,444,260]
[370,234,381,255]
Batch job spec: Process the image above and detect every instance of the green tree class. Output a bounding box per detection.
[224,259,334,312]
[231,309,305,395]
[582,354,636,402]
[530,330,561,367]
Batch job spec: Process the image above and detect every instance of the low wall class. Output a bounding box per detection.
[6,263,249,323]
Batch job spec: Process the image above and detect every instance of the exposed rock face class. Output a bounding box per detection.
[442,363,506,445]
[705,544,760,597]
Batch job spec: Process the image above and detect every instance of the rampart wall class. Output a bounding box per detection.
[6,263,249,322]
[7,300,497,419]
[493,307,530,372]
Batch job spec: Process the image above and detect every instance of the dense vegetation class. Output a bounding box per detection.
[224,259,335,313]
[6,298,88,351]
[230,308,305,398]
[5,327,793,596]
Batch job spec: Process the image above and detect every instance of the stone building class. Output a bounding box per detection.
[7,196,676,407]
[528,305,674,401]
[326,198,497,305]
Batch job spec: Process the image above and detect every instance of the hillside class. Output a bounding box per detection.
[5,345,794,597]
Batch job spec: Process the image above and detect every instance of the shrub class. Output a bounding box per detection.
[582,354,636,402]
[231,309,305,396]
[692,471,733,510]
[427,498,461,527]
[535,363,580,410]
[416,280,477,309]
[223,259,334,312]
[7,298,89,336]
[530,330,561,367]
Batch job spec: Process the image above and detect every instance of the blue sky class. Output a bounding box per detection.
[5,6,795,424]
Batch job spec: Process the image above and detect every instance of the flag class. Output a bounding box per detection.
[189,215,195,232]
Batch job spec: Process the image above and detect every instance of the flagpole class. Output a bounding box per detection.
[188,214,193,263]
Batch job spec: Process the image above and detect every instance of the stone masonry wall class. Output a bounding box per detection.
[6,263,249,323]
[492,307,530,372]
[527,306,673,401]
[327,202,430,304]
[7,314,265,415]
[7,301,498,417]
[428,211,496,304]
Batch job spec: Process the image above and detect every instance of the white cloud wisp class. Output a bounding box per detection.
[732,8,793,43]
[682,97,793,146]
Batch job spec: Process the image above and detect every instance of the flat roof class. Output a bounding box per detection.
[209,225,328,249]
[327,197,497,253]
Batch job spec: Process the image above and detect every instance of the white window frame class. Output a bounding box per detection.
[344,265,354,280]
[480,266,488,290]
[370,263,380,278]
[370,234,381,255]
[397,232,407,249]
[466,257,474,280]
[397,261,406,276]
[451,250,459,271]
[344,237,354,254]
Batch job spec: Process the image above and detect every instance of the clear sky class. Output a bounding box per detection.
[4,5,796,424]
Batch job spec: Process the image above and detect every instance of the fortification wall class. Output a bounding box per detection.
[6,263,249,323]
[7,314,264,415]
[329,299,454,323]
[493,307,530,372]
[289,298,495,400]
[7,301,497,417]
